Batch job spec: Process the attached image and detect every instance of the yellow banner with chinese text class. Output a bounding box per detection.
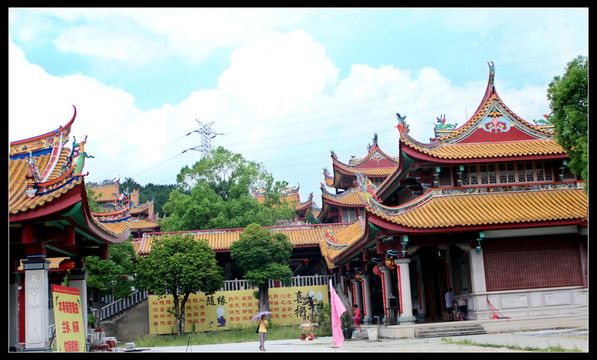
[51,285,86,352]
[148,285,328,334]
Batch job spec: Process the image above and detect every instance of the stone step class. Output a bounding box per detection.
[415,323,487,338]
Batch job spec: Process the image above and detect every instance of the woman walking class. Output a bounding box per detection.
[258,314,269,351]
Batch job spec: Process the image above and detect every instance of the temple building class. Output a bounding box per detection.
[134,223,351,279]
[88,179,161,238]
[9,107,132,351]
[319,63,588,325]
[253,185,320,223]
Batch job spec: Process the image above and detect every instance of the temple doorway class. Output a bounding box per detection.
[420,246,449,321]
[417,244,471,322]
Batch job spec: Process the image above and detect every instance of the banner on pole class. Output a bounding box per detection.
[51,285,86,352]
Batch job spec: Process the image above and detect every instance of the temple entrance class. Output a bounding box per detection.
[417,245,471,322]
[420,246,448,321]
[369,270,385,323]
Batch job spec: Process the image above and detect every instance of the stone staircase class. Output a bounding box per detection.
[414,322,487,338]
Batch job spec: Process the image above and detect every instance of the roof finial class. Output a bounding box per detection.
[488,61,495,85]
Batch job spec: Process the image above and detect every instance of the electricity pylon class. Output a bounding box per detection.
[182,119,223,157]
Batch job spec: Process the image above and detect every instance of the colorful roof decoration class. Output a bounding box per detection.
[9,106,132,258]
[396,62,564,162]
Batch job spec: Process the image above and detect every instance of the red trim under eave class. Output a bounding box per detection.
[366,212,587,235]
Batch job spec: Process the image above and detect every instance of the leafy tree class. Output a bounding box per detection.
[547,55,588,191]
[85,185,102,212]
[160,147,295,231]
[229,223,294,311]
[139,183,177,216]
[135,233,224,335]
[85,239,137,328]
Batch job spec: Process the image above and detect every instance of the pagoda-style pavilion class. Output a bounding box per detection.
[9,106,132,351]
[318,134,398,224]
[319,63,588,326]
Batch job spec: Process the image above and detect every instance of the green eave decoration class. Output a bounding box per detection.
[368,222,381,240]
[61,202,82,217]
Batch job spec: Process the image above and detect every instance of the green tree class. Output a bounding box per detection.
[135,233,224,335]
[139,183,177,216]
[85,185,102,212]
[547,55,588,191]
[229,223,294,311]
[160,147,295,231]
[85,239,137,328]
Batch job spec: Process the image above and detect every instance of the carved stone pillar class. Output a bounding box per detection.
[23,259,51,352]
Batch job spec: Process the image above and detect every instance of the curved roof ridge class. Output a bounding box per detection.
[331,134,398,170]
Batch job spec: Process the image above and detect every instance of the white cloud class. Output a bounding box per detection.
[217,30,339,119]
[53,25,164,65]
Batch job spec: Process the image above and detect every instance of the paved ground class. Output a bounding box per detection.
[135,314,589,353]
[137,329,588,353]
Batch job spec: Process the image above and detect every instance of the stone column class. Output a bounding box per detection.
[360,275,373,324]
[469,248,487,319]
[23,259,51,352]
[396,258,416,324]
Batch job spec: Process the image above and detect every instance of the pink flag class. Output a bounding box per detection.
[329,279,346,348]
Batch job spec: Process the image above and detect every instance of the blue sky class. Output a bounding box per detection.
[9,8,588,207]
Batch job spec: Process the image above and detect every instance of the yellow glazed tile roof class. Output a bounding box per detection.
[367,186,587,229]
[321,188,369,207]
[319,219,366,269]
[401,138,566,160]
[90,182,120,202]
[130,218,160,231]
[134,223,351,255]
[333,162,397,177]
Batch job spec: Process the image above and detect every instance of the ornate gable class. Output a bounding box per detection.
[397,62,564,162]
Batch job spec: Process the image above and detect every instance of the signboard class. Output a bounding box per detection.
[51,285,86,352]
[148,285,328,334]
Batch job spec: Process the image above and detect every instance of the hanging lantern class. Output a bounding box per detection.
[354,273,361,281]
[372,265,381,276]
[59,258,75,271]
[385,258,395,268]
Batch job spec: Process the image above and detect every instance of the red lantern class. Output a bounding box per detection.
[59,258,75,271]
[355,274,361,281]
[372,265,381,276]
[385,258,395,268]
